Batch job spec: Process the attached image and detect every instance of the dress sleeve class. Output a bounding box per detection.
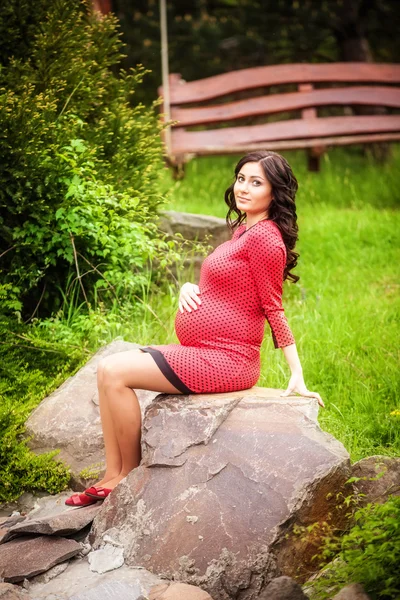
[246,227,295,348]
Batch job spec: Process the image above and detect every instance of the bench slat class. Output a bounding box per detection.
[165,64,400,105]
[169,133,400,157]
[171,86,400,127]
[171,115,400,154]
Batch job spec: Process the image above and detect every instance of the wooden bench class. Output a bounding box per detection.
[158,63,400,174]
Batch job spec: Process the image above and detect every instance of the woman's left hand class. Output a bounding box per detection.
[281,371,325,408]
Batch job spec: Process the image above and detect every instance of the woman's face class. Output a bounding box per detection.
[233,161,273,220]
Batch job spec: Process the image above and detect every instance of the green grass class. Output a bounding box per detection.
[1,146,399,503]
[157,146,400,460]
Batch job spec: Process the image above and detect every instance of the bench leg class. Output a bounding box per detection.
[307,146,326,172]
[172,162,186,180]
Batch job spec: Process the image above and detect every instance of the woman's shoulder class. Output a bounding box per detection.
[249,219,284,244]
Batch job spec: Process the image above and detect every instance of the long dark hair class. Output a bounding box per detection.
[224,150,299,283]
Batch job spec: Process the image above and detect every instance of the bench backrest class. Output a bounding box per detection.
[158,63,400,161]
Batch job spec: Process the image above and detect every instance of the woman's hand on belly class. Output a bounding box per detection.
[179,282,202,313]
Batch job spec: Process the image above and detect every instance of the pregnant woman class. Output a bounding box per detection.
[65,150,323,506]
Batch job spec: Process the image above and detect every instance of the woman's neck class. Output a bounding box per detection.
[245,215,269,230]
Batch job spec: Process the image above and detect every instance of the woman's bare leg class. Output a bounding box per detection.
[95,349,183,490]
[95,365,123,486]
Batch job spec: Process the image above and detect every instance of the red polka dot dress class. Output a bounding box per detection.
[141,219,295,394]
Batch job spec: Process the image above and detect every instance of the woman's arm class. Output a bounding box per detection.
[280,343,325,408]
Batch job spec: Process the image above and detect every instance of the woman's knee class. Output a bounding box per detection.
[97,358,108,386]
[100,355,132,392]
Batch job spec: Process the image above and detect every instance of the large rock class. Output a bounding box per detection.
[351,455,400,505]
[158,211,230,280]
[91,388,350,600]
[0,536,81,583]
[25,340,160,488]
[159,211,229,249]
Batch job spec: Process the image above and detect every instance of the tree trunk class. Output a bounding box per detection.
[333,0,391,161]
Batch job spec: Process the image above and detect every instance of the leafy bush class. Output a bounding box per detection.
[0,0,171,318]
[0,317,86,502]
[309,496,400,599]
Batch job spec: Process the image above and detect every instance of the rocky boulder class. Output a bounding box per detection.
[25,340,160,488]
[91,388,351,600]
[351,455,400,505]
[258,576,308,600]
[159,211,229,249]
[332,583,371,599]
[158,211,230,280]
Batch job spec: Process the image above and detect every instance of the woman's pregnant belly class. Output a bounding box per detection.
[175,289,264,350]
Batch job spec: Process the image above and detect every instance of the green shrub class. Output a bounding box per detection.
[0,0,170,318]
[0,317,86,502]
[309,496,400,599]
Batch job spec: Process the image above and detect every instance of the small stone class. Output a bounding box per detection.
[149,582,212,600]
[332,583,371,599]
[0,536,81,583]
[1,505,101,544]
[259,576,308,600]
[79,543,91,557]
[87,545,124,574]
[186,516,198,524]
[30,562,68,584]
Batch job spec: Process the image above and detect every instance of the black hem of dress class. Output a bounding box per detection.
[140,347,194,395]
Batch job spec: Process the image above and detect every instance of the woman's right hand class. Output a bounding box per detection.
[179,282,202,313]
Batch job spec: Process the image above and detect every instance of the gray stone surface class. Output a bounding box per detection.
[87,545,124,574]
[332,583,371,599]
[159,211,229,249]
[351,455,400,505]
[158,211,230,281]
[91,389,350,600]
[0,536,81,583]
[28,560,163,599]
[1,505,101,544]
[68,581,145,600]
[259,576,308,599]
[0,582,31,599]
[25,340,160,487]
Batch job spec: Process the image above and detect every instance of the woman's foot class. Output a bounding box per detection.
[85,473,128,499]
[65,492,99,507]
[96,473,126,490]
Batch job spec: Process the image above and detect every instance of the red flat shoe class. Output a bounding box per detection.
[65,492,99,507]
[84,486,112,500]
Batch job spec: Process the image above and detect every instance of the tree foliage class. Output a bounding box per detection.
[309,495,400,599]
[113,0,400,103]
[0,0,171,318]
